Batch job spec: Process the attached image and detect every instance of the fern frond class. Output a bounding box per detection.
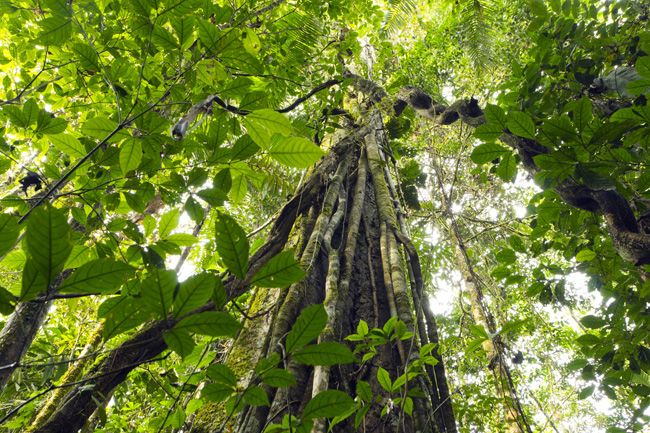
[380,0,421,37]
[456,0,497,71]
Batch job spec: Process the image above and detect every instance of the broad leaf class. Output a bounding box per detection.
[268,136,325,168]
[302,390,354,421]
[215,212,249,280]
[292,342,356,365]
[174,311,241,337]
[507,111,536,139]
[173,272,215,318]
[25,204,72,284]
[285,304,327,353]
[141,269,177,318]
[0,214,19,258]
[250,250,306,287]
[59,259,134,294]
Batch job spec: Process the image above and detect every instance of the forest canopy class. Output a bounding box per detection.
[0,0,649,432]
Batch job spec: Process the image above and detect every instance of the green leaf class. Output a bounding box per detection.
[626,79,650,96]
[174,311,242,337]
[575,249,597,262]
[163,329,195,359]
[152,25,178,50]
[99,295,152,340]
[377,367,392,392]
[578,385,595,400]
[262,369,296,387]
[25,204,72,284]
[242,110,294,149]
[164,233,198,247]
[285,304,327,353]
[128,0,154,16]
[173,272,215,318]
[580,315,607,329]
[470,142,509,165]
[566,359,589,370]
[470,324,489,339]
[636,56,650,79]
[48,134,86,158]
[207,364,237,387]
[484,104,507,129]
[22,99,39,127]
[197,188,228,207]
[495,249,516,264]
[302,390,354,421]
[243,386,270,406]
[496,152,517,181]
[197,19,220,49]
[21,258,48,300]
[566,97,592,131]
[72,43,101,71]
[120,138,142,174]
[268,136,325,168]
[82,117,126,143]
[357,380,372,403]
[38,16,72,46]
[203,383,234,402]
[0,214,19,258]
[215,212,249,280]
[231,134,260,161]
[250,250,306,288]
[220,50,263,75]
[473,124,503,142]
[159,209,180,238]
[141,269,177,318]
[37,117,67,135]
[507,111,536,139]
[59,259,133,294]
[292,342,356,365]
[185,196,204,223]
[576,334,601,346]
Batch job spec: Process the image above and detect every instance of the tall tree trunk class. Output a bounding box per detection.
[30,111,457,433]
[431,152,528,433]
[192,110,457,433]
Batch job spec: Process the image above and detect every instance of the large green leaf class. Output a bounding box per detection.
[285,304,327,353]
[0,214,19,258]
[174,311,241,336]
[172,272,215,318]
[120,138,143,174]
[163,329,196,359]
[268,136,325,168]
[215,212,249,280]
[82,117,127,143]
[159,209,180,238]
[38,16,72,46]
[292,342,356,365]
[496,152,517,181]
[72,43,101,71]
[20,258,48,300]
[242,110,294,149]
[141,269,177,318]
[250,250,306,288]
[473,124,503,142]
[470,142,508,165]
[48,134,86,158]
[207,364,237,387]
[59,259,134,294]
[484,104,507,129]
[506,111,536,139]
[302,390,354,421]
[99,295,152,341]
[25,204,72,284]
